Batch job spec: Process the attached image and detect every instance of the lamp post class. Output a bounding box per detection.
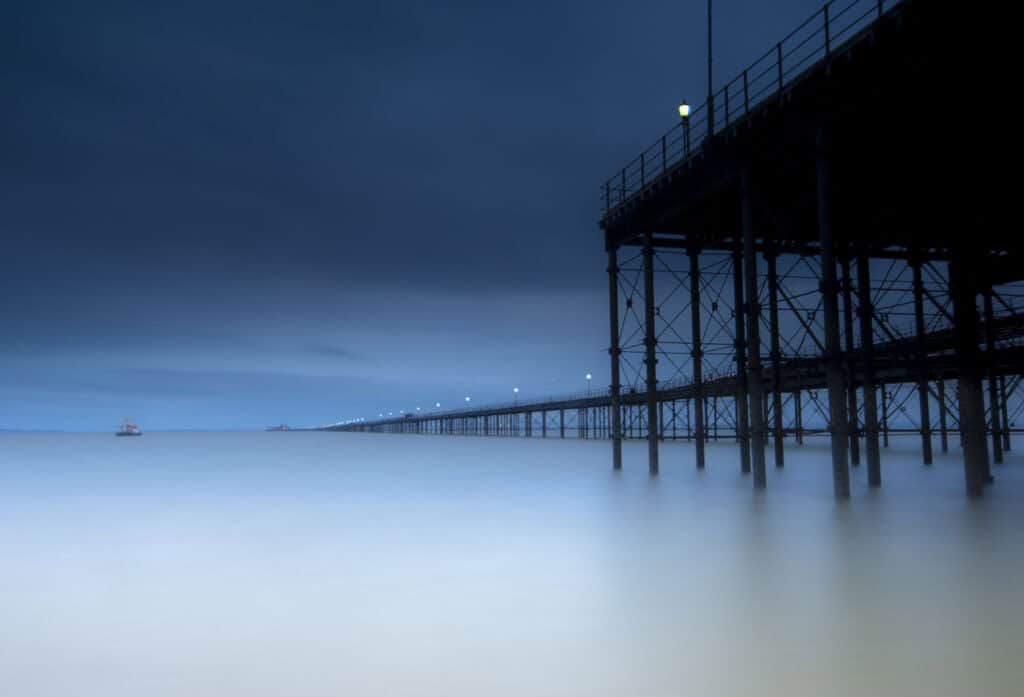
[679,100,691,157]
[586,373,592,394]
[514,387,519,405]
[435,402,441,409]
[707,0,714,136]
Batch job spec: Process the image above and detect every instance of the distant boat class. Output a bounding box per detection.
[116,421,142,437]
[266,424,290,432]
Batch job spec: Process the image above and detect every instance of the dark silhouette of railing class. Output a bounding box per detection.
[602,0,898,214]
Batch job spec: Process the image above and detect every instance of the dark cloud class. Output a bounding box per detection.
[1,0,826,429]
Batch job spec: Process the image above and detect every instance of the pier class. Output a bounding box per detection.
[333,0,1023,498]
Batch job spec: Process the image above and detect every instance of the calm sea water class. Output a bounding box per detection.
[1,431,1022,696]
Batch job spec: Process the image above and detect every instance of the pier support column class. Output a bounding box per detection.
[816,126,850,498]
[643,230,660,475]
[732,245,752,475]
[950,254,989,496]
[841,256,861,466]
[881,383,889,447]
[911,258,934,465]
[608,247,623,468]
[689,247,706,469]
[983,289,1004,465]
[560,409,565,439]
[766,246,785,468]
[938,380,949,453]
[1000,376,1011,451]
[794,389,803,445]
[857,253,881,486]
[741,170,766,487]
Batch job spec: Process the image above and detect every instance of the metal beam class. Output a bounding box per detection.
[766,247,785,467]
[608,248,623,469]
[983,290,1004,465]
[732,245,752,475]
[816,127,850,498]
[911,258,934,465]
[841,256,861,466]
[950,254,989,496]
[689,247,706,469]
[857,253,881,486]
[742,169,767,487]
[643,230,660,475]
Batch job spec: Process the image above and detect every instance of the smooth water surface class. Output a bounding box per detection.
[2,432,1022,696]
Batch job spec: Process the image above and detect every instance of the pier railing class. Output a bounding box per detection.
[602,0,898,214]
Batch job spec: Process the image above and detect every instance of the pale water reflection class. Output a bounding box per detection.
[1,432,1021,696]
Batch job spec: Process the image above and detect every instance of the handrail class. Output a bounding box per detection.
[601,0,898,216]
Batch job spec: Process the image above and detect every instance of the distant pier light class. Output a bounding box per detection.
[514,387,519,405]
[678,100,690,118]
[465,397,471,403]
[435,402,441,408]
[586,373,592,394]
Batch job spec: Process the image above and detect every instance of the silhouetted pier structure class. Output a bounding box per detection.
[335,0,1023,497]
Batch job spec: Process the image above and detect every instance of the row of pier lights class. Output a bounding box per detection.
[343,374,596,424]
[335,106,679,427]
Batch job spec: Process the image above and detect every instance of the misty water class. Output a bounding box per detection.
[2,431,1022,696]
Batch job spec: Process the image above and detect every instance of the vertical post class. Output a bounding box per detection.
[777,42,784,89]
[707,0,714,137]
[857,253,881,486]
[983,290,1004,465]
[767,247,784,467]
[643,230,660,475]
[1000,376,1011,451]
[733,245,752,474]
[743,69,749,114]
[742,169,767,487]
[881,383,890,447]
[824,5,831,55]
[689,247,706,469]
[911,259,934,464]
[560,409,565,439]
[608,247,623,469]
[816,126,850,498]
[938,380,949,453]
[950,253,989,496]
[794,389,804,445]
[841,256,861,466]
